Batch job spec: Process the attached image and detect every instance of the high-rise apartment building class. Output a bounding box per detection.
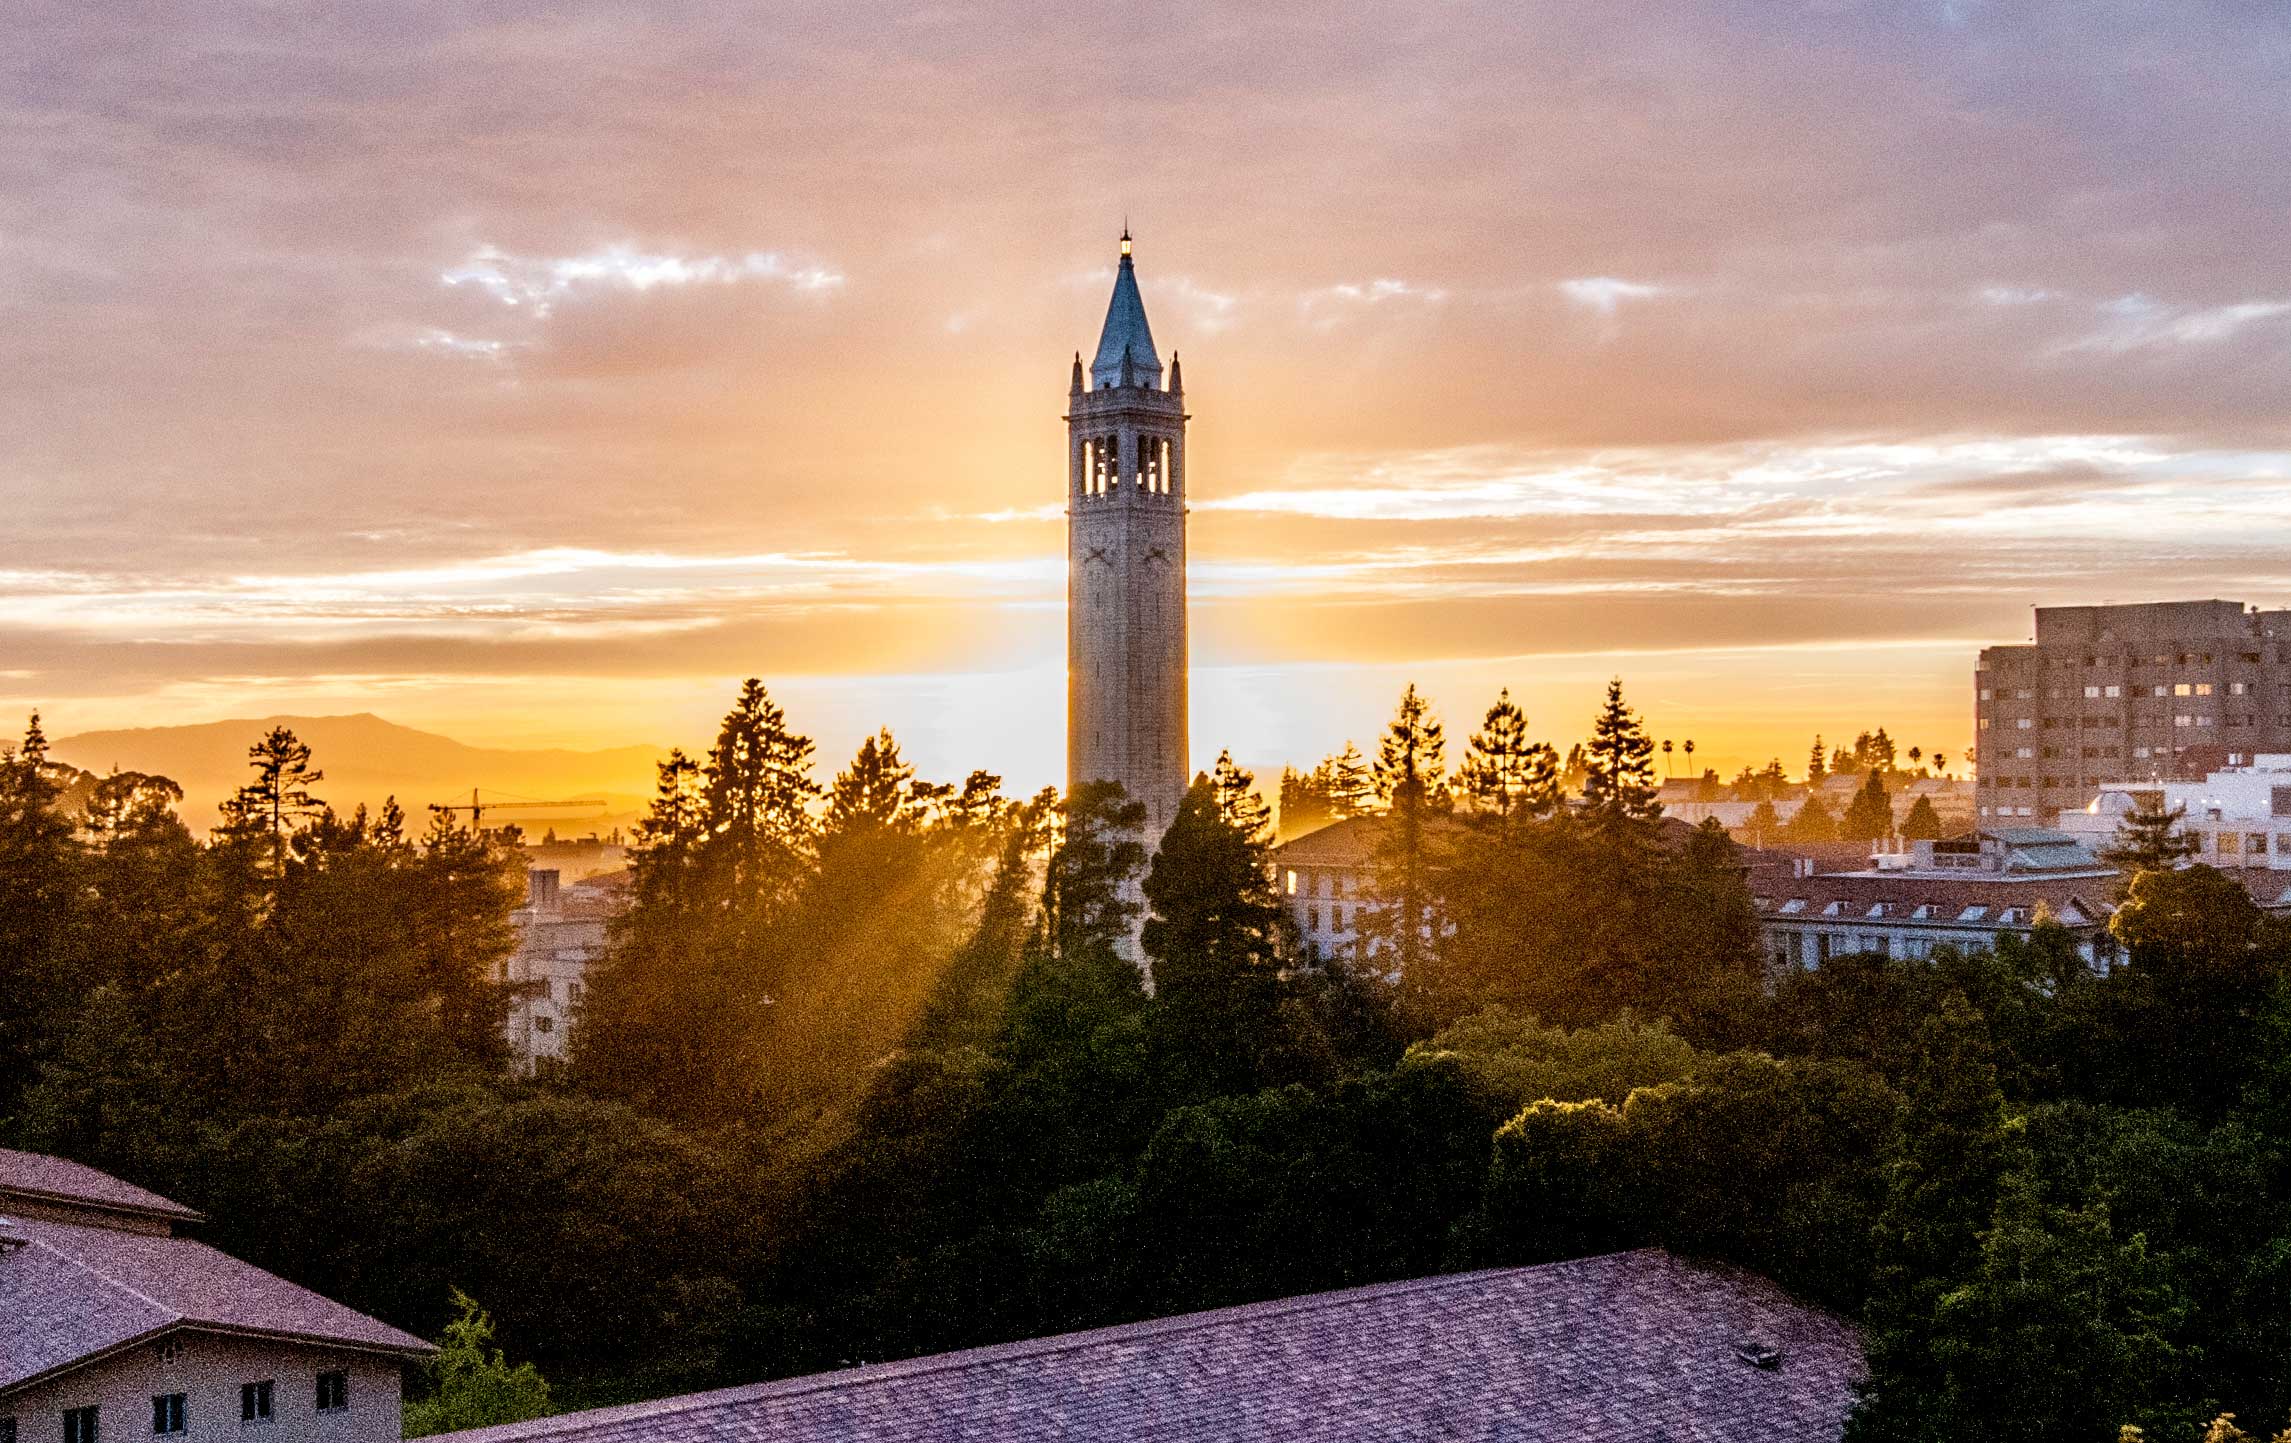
[1976,600,2291,822]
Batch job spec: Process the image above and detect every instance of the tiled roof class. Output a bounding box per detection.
[1753,872,2114,928]
[0,1212,432,1395]
[0,1147,202,1223]
[428,1250,1862,1443]
[1754,863,2291,927]
[1274,814,1385,867]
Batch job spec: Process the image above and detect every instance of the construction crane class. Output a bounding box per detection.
[426,788,612,830]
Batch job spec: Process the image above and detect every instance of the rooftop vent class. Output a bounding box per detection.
[1734,1341,1784,1371]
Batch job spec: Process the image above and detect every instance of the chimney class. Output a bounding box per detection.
[527,868,561,911]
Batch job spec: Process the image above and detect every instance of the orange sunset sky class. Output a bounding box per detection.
[8,3,2291,793]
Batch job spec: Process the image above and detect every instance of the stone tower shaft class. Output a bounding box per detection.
[1066,234,1189,844]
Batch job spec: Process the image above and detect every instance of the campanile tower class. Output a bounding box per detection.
[1066,230,1189,843]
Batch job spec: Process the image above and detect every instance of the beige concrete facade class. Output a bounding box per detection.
[1977,599,2291,823]
[3,1333,405,1443]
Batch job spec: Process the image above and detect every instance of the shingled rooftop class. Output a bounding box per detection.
[0,1147,432,1399]
[431,1249,1864,1443]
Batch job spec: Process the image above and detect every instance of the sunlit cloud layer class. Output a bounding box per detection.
[441,245,844,317]
[5,0,2291,786]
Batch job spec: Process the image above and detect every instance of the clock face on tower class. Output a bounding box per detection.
[1067,232,1189,847]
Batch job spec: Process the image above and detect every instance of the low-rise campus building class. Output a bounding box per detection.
[1752,828,2291,971]
[1272,815,1380,963]
[0,1149,430,1443]
[426,1249,1862,1443]
[2053,755,2291,871]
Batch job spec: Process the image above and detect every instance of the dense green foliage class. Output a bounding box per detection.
[402,1291,554,1437]
[4,680,2289,1439]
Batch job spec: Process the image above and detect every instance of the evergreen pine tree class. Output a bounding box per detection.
[1326,743,1374,818]
[1361,685,1448,997]
[1580,679,1660,829]
[823,727,920,848]
[1841,769,1894,842]
[0,712,80,1120]
[1041,780,1148,966]
[1210,750,1274,842]
[1458,689,1562,820]
[2099,798,2199,881]
[1141,774,1293,1098]
[700,678,820,906]
[1745,799,1783,847]
[1808,735,1828,787]
[1900,794,1944,841]
[1276,766,1334,838]
[1787,792,1840,842]
[216,725,325,878]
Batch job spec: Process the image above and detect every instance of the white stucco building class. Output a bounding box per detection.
[2053,755,2291,870]
[502,868,617,1071]
[0,1149,429,1443]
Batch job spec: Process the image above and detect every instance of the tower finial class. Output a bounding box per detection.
[1071,351,1085,393]
[1120,221,1131,259]
[1168,351,1181,394]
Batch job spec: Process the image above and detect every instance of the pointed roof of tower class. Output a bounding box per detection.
[1090,229,1162,389]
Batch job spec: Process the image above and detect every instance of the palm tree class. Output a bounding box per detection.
[1662,738,1674,778]
[1908,745,1923,774]
[1933,751,1949,778]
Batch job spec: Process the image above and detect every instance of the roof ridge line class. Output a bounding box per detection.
[442,1251,1669,1441]
[27,1233,182,1325]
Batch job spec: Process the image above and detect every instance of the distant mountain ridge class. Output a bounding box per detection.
[52,713,661,827]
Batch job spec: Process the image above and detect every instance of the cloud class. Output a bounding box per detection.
[439,244,844,318]
[2061,293,2291,353]
[1557,277,1665,315]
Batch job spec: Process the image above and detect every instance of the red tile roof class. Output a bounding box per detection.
[427,1250,1862,1443]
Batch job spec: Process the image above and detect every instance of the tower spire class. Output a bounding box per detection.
[1091,229,1160,389]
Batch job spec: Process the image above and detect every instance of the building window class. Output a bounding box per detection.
[240,1382,273,1424]
[1306,906,1320,932]
[568,982,583,1005]
[534,1015,555,1035]
[64,1410,98,1443]
[315,1373,349,1414]
[151,1395,186,1437]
